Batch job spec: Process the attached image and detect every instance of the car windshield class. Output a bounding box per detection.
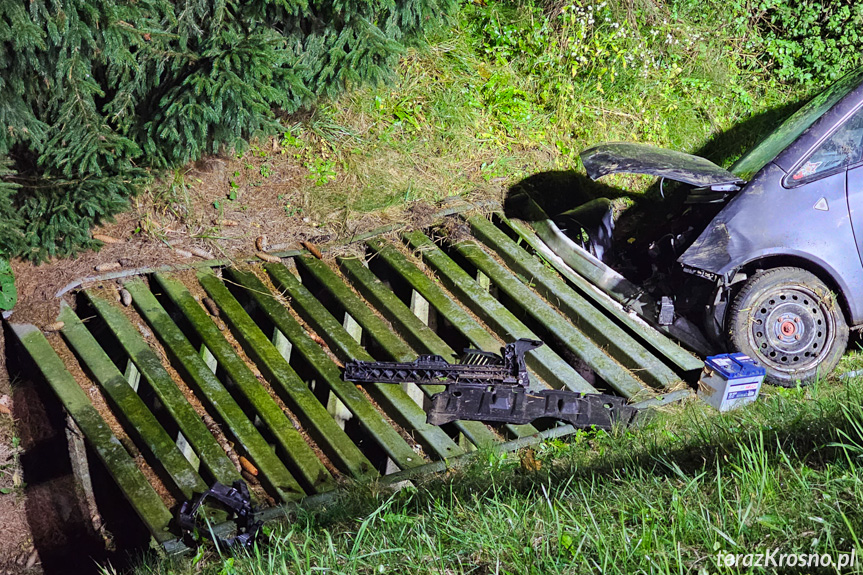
[731,67,863,180]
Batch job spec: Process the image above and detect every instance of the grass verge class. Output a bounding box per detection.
[120,359,863,575]
[145,0,812,242]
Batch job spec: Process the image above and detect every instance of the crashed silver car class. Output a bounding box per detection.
[551,67,863,385]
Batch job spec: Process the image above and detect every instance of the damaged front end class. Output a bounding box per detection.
[567,134,863,385]
[566,143,752,348]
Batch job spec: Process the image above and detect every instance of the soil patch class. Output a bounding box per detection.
[0,405,37,575]
[8,151,491,329]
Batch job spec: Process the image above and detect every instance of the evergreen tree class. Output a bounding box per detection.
[0,0,456,261]
[0,160,20,309]
[0,160,23,258]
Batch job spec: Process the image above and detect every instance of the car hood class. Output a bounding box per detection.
[580,142,746,188]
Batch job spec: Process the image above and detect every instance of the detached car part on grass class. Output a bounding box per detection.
[343,339,640,430]
[177,480,261,548]
[567,67,863,386]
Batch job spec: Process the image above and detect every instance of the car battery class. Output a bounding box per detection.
[697,353,766,412]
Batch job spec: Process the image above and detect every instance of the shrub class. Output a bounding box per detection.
[746,0,863,84]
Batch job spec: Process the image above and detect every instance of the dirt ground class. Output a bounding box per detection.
[7,144,488,328]
[0,403,37,574]
[0,140,500,573]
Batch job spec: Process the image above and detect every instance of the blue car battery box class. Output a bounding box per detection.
[697,353,766,412]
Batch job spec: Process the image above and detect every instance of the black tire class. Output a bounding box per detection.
[727,267,848,386]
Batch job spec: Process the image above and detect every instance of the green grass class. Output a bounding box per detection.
[123,358,863,575]
[281,0,805,211]
[151,0,812,232]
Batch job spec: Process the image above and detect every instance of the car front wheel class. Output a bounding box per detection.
[726,267,848,386]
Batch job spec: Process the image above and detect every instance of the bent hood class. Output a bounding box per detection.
[580,142,746,188]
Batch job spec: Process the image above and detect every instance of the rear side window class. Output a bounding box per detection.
[791,105,863,182]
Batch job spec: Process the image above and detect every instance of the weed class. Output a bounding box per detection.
[304,158,338,186]
[280,131,303,149]
[734,0,863,85]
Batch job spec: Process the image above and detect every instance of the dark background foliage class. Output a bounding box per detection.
[0,0,455,261]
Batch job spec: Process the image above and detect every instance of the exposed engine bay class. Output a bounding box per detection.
[550,180,732,347]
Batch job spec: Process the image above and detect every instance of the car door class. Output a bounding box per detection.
[824,105,863,269]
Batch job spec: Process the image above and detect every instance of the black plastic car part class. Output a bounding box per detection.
[343,339,640,430]
[176,481,261,548]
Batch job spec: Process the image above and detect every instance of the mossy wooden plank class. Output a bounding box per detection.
[136,277,338,493]
[266,262,463,461]
[11,324,174,542]
[335,256,514,446]
[84,290,241,487]
[339,256,451,359]
[106,286,304,503]
[57,303,207,500]
[450,238,647,399]
[366,240,508,355]
[223,268,421,470]
[503,216,705,373]
[401,231,596,394]
[190,271,375,482]
[295,256,414,359]
[362,241,541,438]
